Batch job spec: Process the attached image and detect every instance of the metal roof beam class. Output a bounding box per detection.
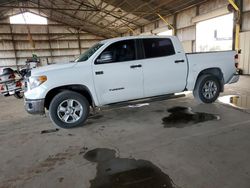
[0,5,98,11]
[40,0,120,36]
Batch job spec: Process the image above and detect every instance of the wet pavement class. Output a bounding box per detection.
[218,95,250,110]
[0,76,250,188]
[162,106,220,128]
[84,148,175,188]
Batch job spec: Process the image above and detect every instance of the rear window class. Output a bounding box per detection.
[142,38,175,59]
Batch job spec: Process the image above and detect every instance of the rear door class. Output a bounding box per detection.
[92,39,144,105]
[140,38,188,97]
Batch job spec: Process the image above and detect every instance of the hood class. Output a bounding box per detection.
[31,62,77,76]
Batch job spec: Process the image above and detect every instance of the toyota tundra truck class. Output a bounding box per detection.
[24,36,239,128]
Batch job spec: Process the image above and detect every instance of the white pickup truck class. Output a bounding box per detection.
[24,36,239,128]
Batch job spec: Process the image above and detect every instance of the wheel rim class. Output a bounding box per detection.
[202,80,218,100]
[57,99,83,124]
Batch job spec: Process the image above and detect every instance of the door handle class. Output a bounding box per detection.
[175,59,185,63]
[95,71,104,75]
[130,64,142,69]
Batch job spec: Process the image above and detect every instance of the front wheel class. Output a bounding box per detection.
[49,91,90,129]
[14,91,24,99]
[193,74,221,103]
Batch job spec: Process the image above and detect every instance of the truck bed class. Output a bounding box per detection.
[186,50,236,90]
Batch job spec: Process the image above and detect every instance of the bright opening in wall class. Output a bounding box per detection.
[196,14,233,52]
[157,30,173,36]
[9,12,47,25]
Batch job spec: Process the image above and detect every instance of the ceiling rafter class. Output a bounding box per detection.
[0,5,98,11]
[83,0,104,20]
[70,0,99,20]
[0,0,210,38]
[69,0,136,30]
[86,0,125,22]
[114,0,203,30]
[72,1,88,16]
[28,8,112,37]
[146,0,207,26]
[84,0,141,27]
[4,1,111,38]
[25,2,118,36]
[113,0,177,30]
[40,0,120,36]
[0,0,16,6]
[118,0,208,30]
[103,0,157,30]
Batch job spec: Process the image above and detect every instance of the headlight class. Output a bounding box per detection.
[29,75,47,90]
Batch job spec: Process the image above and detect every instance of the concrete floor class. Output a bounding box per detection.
[0,76,250,188]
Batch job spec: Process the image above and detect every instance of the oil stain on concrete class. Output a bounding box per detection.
[84,148,175,188]
[162,106,220,128]
[89,114,104,120]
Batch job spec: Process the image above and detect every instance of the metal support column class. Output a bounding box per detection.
[77,31,82,54]
[228,0,242,51]
[156,13,176,35]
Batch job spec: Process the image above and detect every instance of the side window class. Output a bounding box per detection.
[96,40,136,64]
[142,38,175,59]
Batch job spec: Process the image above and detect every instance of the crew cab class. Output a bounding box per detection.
[24,36,239,128]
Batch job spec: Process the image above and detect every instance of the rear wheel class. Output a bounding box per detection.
[49,91,89,129]
[193,74,221,103]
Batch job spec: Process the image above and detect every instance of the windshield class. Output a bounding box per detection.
[74,43,103,62]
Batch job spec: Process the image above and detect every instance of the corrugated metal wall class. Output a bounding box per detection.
[0,19,104,68]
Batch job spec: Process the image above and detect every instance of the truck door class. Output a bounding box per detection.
[140,38,188,97]
[93,39,144,105]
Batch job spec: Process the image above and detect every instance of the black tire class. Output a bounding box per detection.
[14,92,24,99]
[193,74,221,103]
[49,90,89,129]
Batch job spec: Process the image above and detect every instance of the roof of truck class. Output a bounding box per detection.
[99,35,177,44]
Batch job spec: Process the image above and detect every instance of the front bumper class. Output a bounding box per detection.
[228,74,240,84]
[25,98,45,114]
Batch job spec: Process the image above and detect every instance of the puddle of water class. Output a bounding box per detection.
[218,95,250,109]
[84,148,175,188]
[162,106,220,128]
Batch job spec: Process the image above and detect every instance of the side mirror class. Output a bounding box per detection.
[96,51,113,64]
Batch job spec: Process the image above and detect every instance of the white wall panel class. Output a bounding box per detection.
[0,21,104,67]
[239,32,250,74]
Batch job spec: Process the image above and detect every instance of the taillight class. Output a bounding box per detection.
[0,84,4,91]
[235,54,239,68]
[9,74,15,79]
[16,81,22,87]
